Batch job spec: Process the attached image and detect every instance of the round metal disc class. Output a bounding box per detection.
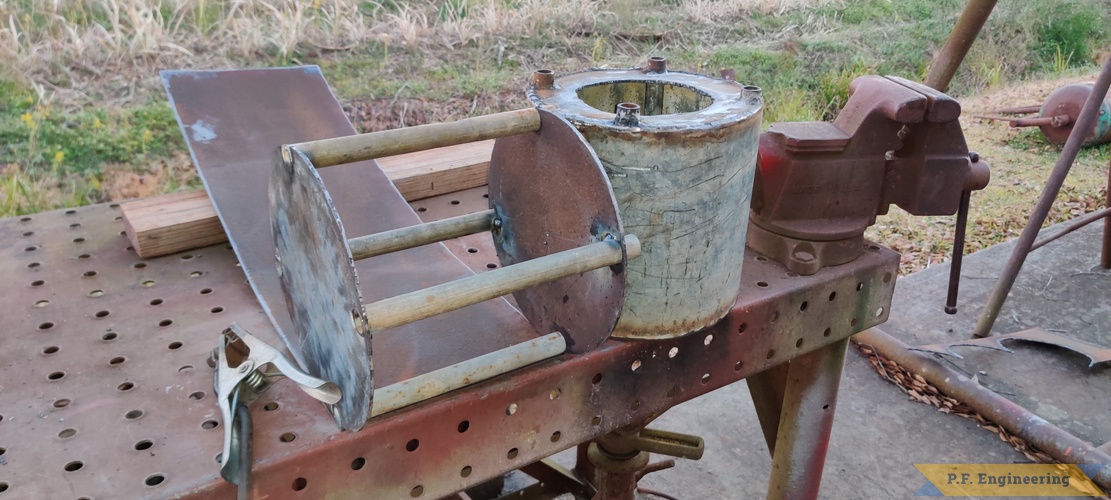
[1039,84,1091,145]
[488,108,628,353]
[271,148,370,431]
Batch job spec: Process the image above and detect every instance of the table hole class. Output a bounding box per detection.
[34,300,50,308]
[506,403,517,416]
[135,440,153,451]
[178,365,193,373]
[823,327,832,337]
[592,373,603,384]
[23,230,34,236]
[550,431,561,443]
[141,280,155,287]
[823,404,830,410]
[703,334,713,346]
[856,282,863,291]
[756,281,769,288]
[405,438,419,451]
[88,289,103,297]
[215,453,222,463]
[201,419,218,429]
[766,350,775,360]
[756,255,768,262]
[109,356,125,365]
[416,207,427,212]
[189,391,205,400]
[159,319,173,327]
[800,301,808,311]
[133,262,147,269]
[144,474,165,487]
[27,262,41,268]
[450,200,461,205]
[280,433,297,443]
[701,373,710,384]
[351,457,365,470]
[668,347,678,358]
[770,311,779,322]
[460,465,472,477]
[65,210,76,215]
[126,410,144,420]
[410,485,423,497]
[506,448,518,460]
[149,298,163,305]
[59,428,77,439]
[64,461,83,472]
[31,280,45,287]
[738,322,748,333]
[102,332,118,341]
[883,272,892,283]
[592,416,602,426]
[24,245,38,252]
[73,237,85,243]
[630,400,640,412]
[466,248,478,253]
[95,310,110,318]
[118,382,134,391]
[851,318,858,327]
[200,288,213,294]
[53,398,71,408]
[263,402,279,411]
[829,291,837,301]
[631,360,641,371]
[795,338,803,348]
[293,478,307,491]
[38,321,54,330]
[43,345,59,355]
[666,385,677,397]
[734,361,743,372]
[876,307,884,317]
[549,388,561,400]
[181,254,193,260]
[190,271,203,278]
[210,307,224,314]
[168,341,183,350]
[457,420,469,433]
[48,371,65,380]
[486,263,497,269]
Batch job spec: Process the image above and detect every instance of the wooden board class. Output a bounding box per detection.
[120,140,494,258]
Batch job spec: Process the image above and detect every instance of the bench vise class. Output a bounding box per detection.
[748,75,990,276]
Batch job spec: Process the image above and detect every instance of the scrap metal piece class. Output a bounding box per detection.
[910,328,1111,368]
[489,109,628,353]
[214,324,340,484]
[975,83,1111,147]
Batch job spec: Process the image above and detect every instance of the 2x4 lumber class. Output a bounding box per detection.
[121,140,494,259]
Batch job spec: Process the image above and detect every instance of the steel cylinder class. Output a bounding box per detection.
[529,65,763,339]
[1039,83,1111,146]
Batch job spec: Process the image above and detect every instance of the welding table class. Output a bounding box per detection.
[1,179,898,498]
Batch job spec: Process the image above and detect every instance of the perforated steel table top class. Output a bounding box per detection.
[0,190,899,499]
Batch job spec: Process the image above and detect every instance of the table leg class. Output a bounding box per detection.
[747,362,790,456]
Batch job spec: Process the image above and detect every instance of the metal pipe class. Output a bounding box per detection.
[1030,207,1111,251]
[923,0,998,91]
[766,339,849,500]
[1010,115,1071,128]
[854,327,1111,489]
[348,209,496,260]
[370,332,566,417]
[972,57,1111,338]
[288,108,540,168]
[363,235,641,332]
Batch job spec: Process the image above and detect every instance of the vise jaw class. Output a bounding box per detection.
[748,75,990,275]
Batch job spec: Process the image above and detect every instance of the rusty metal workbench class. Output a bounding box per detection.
[0,184,898,499]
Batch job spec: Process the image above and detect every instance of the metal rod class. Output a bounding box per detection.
[289,108,541,168]
[1103,155,1111,269]
[1009,115,1071,128]
[766,338,849,500]
[923,0,998,91]
[1030,207,1111,251]
[370,332,566,417]
[364,235,641,332]
[854,327,1111,490]
[996,104,1042,114]
[349,209,496,260]
[945,190,972,314]
[972,57,1111,338]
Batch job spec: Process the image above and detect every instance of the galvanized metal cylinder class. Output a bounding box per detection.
[529,66,763,339]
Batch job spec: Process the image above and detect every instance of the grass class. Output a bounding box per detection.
[0,0,1109,272]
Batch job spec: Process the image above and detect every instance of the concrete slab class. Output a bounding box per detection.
[522,222,1110,499]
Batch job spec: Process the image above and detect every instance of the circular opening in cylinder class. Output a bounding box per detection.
[576,81,713,117]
